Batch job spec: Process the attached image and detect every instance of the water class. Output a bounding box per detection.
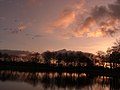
[0,70,119,90]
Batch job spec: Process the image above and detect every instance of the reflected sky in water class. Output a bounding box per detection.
[0,81,110,90]
[0,81,44,90]
[0,70,119,90]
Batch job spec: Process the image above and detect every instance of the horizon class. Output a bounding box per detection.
[0,0,120,54]
[0,48,95,55]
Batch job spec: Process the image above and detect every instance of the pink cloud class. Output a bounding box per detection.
[52,10,75,29]
[48,0,85,32]
[48,0,120,39]
[73,17,96,37]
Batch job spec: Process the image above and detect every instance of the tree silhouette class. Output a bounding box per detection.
[3,53,9,61]
[31,52,40,63]
[0,52,2,61]
[55,53,63,65]
[108,38,120,53]
[110,51,120,68]
[42,51,52,64]
[107,38,120,68]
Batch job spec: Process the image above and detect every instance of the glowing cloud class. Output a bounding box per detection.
[72,0,120,38]
[52,10,75,29]
[88,30,106,37]
[48,0,120,38]
[74,17,96,37]
[86,17,119,37]
[49,0,86,32]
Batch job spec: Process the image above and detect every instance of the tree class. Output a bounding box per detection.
[0,52,2,57]
[42,51,52,64]
[31,52,40,63]
[0,52,2,61]
[107,38,120,68]
[108,38,120,53]
[96,51,109,66]
[110,51,120,68]
[55,53,63,65]
[3,53,9,61]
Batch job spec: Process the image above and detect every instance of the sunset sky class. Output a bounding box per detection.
[0,0,120,53]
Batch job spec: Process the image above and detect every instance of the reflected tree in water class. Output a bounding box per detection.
[0,70,119,90]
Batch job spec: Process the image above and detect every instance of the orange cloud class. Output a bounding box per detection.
[48,0,120,39]
[48,0,86,32]
[52,10,75,29]
[87,18,119,37]
[71,16,120,38]
[88,30,106,37]
[71,0,120,38]
[99,18,119,36]
[73,17,96,37]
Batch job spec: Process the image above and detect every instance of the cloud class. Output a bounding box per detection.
[99,18,119,35]
[74,17,96,37]
[48,0,120,39]
[10,22,32,33]
[48,0,86,32]
[86,17,119,37]
[87,30,106,37]
[24,33,45,39]
[91,6,109,19]
[17,22,32,30]
[109,0,120,19]
[71,0,120,38]
[17,23,27,31]
[52,10,75,29]
[2,22,32,34]
[32,34,44,39]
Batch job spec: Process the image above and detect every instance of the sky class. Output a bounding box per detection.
[0,0,120,53]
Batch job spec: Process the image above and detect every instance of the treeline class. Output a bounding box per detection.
[0,39,120,69]
[42,49,93,66]
[0,49,93,67]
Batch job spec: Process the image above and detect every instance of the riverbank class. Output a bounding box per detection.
[0,61,120,77]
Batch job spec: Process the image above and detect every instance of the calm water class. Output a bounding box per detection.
[0,70,119,90]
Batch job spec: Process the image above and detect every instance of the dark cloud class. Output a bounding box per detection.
[25,33,44,39]
[91,6,109,19]
[32,35,44,39]
[2,27,23,34]
[74,0,120,37]
[91,0,120,19]
[1,21,32,34]
[108,0,120,19]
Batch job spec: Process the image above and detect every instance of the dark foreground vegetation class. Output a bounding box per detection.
[0,39,120,76]
[0,60,120,77]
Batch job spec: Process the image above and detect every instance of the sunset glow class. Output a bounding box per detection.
[0,0,120,53]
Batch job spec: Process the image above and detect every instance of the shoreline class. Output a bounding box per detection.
[0,61,120,77]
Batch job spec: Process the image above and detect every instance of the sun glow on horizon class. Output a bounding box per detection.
[0,0,119,54]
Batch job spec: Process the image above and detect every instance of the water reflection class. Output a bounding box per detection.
[0,70,120,90]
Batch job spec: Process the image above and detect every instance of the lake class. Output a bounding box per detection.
[0,70,119,90]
